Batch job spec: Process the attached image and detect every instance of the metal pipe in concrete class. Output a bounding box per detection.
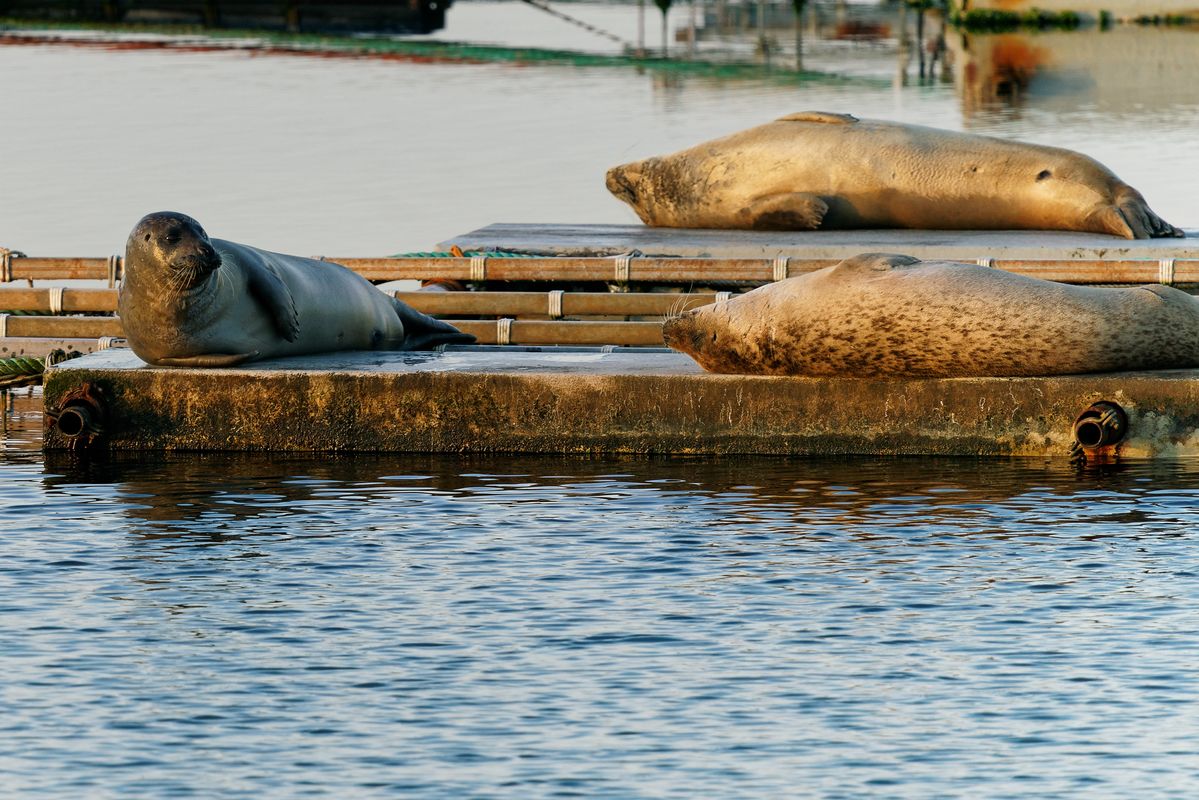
[1073,401,1127,449]
[56,404,98,440]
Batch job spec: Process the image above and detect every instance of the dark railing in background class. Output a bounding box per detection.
[0,0,451,34]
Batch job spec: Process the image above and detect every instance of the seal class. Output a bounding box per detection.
[118,211,475,367]
[607,111,1183,239]
[663,252,1199,377]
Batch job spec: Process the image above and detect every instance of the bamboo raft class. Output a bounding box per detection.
[4,249,1199,357]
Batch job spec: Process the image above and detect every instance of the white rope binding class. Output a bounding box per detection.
[976,257,996,268]
[1159,258,1176,286]
[496,317,513,346]
[614,253,632,283]
[0,247,17,284]
[48,287,64,315]
[0,314,7,338]
[470,255,488,282]
[97,336,119,351]
[772,256,789,282]
[107,255,121,288]
[548,289,564,319]
[715,291,732,302]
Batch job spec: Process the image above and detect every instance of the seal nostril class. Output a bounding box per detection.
[1037,170,1052,181]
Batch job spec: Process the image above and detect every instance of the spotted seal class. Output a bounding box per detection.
[118,211,474,367]
[663,252,1199,377]
[606,111,1183,239]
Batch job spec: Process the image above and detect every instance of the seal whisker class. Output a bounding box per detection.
[664,292,693,322]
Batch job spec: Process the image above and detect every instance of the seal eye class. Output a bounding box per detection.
[1036,169,1052,181]
[143,234,150,242]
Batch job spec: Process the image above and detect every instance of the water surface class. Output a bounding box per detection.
[4,7,1199,796]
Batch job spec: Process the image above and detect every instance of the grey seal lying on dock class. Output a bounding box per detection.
[118,211,474,367]
[663,252,1199,377]
[606,111,1183,239]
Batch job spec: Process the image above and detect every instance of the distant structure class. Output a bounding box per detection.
[0,0,451,34]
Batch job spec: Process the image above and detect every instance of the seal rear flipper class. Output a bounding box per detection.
[777,111,859,124]
[391,298,476,350]
[1114,190,1185,239]
[738,192,829,231]
[246,259,301,341]
[154,352,259,367]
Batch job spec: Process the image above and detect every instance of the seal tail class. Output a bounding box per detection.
[391,297,476,350]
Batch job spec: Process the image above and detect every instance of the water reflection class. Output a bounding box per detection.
[949,27,1199,117]
[38,450,1199,540]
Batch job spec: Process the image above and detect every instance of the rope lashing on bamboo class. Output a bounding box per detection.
[715,291,733,302]
[1159,258,1176,286]
[470,255,488,282]
[48,287,64,315]
[107,255,122,287]
[0,314,7,338]
[548,289,564,319]
[976,257,996,268]
[496,317,513,345]
[97,336,120,350]
[0,248,25,284]
[772,256,789,282]
[614,253,633,283]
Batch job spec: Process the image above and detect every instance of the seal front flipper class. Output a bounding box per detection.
[831,253,921,275]
[246,259,301,341]
[777,111,858,124]
[390,297,476,350]
[738,192,829,231]
[154,352,259,367]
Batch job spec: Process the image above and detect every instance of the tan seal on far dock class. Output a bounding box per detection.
[663,252,1199,377]
[606,111,1183,240]
[117,211,474,367]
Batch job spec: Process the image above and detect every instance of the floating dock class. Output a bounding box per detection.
[441,224,1199,260]
[40,347,1199,457]
[24,225,1199,458]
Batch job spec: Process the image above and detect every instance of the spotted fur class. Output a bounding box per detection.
[663,253,1199,377]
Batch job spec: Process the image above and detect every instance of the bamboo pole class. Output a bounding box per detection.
[342,256,827,282]
[0,288,118,313]
[2,257,122,282]
[446,320,667,346]
[395,291,724,317]
[0,315,669,346]
[3,255,1198,285]
[0,316,123,338]
[0,337,118,360]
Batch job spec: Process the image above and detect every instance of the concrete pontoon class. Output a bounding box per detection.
[40,347,1199,458]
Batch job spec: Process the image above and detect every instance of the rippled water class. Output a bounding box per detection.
[5,397,1199,795]
[5,4,1199,795]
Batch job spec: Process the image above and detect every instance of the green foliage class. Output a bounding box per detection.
[1134,13,1196,25]
[952,7,1083,31]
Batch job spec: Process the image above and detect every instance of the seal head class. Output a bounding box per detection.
[127,212,222,292]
